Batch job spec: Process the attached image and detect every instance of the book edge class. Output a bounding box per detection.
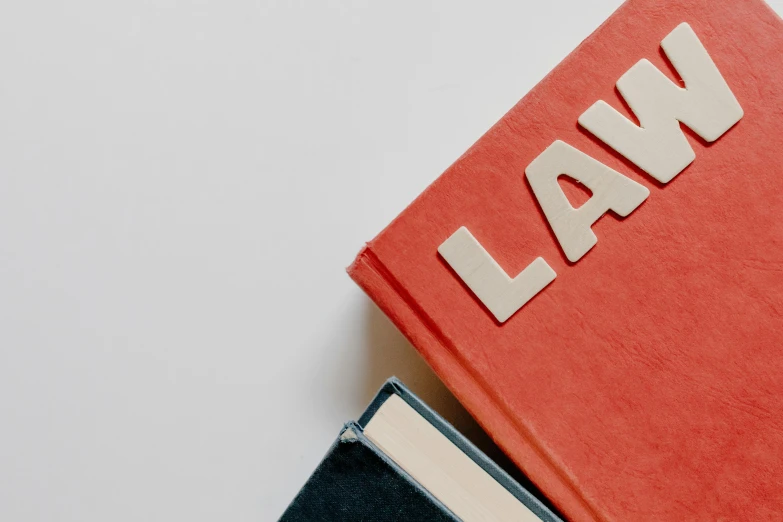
[360,377,564,522]
[347,249,603,522]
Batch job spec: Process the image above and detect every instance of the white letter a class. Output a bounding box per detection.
[526,140,649,263]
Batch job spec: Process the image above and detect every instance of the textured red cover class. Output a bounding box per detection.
[349,0,783,520]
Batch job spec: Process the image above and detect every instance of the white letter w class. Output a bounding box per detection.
[578,23,743,184]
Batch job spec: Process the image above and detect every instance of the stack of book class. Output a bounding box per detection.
[283,0,783,519]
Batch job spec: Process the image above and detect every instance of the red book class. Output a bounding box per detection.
[348,0,783,520]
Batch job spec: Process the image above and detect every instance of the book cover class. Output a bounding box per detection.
[280,378,562,521]
[348,0,783,520]
[279,421,459,522]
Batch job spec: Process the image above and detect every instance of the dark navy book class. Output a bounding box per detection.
[279,378,562,522]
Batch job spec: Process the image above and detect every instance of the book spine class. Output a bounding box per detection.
[348,245,604,522]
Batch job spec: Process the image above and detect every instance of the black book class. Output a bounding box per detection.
[280,378,562,521]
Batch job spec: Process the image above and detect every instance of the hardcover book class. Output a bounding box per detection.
[348,0,783,520]
[280,378,561,522]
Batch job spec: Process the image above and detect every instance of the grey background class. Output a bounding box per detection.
[1,1,778,520]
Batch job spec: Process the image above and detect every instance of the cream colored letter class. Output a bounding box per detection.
[438,227,556,323]
[578,23,743,183]
[526,140,649,262]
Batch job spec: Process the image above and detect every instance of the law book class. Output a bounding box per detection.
[279,378,561,522]
[348,0,783,520]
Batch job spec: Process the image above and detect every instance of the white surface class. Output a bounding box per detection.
[0,2,779,521]
[526,140,649,262]
[579,23,744,183]
[365,394,541,522]
[439,227,556,322]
